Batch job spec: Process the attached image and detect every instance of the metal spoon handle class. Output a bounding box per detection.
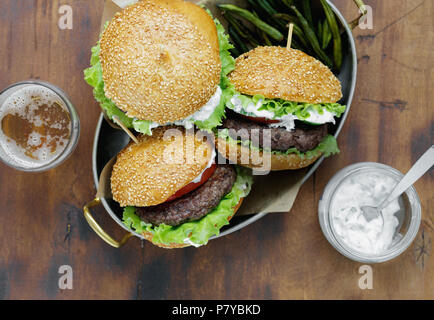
[380,145,434,209]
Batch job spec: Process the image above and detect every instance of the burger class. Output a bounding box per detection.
[216,46,346,171]
[84,0,235,135]
[110,126,252,248]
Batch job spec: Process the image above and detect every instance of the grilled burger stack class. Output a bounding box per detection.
[84,0,235,135]
[111,127,251,248]
[217,46,346,171]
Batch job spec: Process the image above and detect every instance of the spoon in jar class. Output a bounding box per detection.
[362,145,434,222]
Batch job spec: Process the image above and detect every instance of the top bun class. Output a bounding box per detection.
[228,46,342,104]
[111,126,214,207]
[100,0,221,124]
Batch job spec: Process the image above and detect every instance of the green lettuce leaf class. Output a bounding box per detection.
[214,16,235,86]
[193,96,226,131]
[223,85,346,122]
[84,43,152,131]
[84,16,234,133]
[193,16,235,131]
[122,166,253,247]
[218,128,340,160]
[132,119,156,136]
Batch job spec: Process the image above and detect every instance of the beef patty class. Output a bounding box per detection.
[220,111,328,153]
[136,165,237,227]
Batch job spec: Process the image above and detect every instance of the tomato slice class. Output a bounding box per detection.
[164,163,217,202]
[239,114,281,124]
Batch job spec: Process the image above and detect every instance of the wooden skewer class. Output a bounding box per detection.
[112,115,139,144]
[286,23,294,50]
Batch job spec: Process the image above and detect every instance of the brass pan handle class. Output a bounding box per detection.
[349,0,368,30]
[83,198,133,248]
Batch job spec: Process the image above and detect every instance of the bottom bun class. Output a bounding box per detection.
[216,137,322,171]
[141,198,244,249]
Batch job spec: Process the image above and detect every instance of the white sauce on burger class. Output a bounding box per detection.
[174,86,222,129]
[183,237,202,247]
[191,148,216,184]
[229,94,337,131]
[144,86,223,132]
[230,96,275,119]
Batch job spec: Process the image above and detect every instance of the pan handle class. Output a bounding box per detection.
[83,198,133,248]
[349,0,368,30]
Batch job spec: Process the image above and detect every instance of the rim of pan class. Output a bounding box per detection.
[91,0,358,242]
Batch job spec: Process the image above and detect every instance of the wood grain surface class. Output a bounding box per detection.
[0,0,432,300]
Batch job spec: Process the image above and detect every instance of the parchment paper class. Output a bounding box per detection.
[96,0,309,216]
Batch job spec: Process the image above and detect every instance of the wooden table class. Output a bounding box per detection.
[0,0,432,300]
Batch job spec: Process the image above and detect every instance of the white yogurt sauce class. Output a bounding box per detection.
[183,237,202,248]
[269,114,297,131]
[230,96,275,119]
[112,0,138,8]
[145,86,222,131]
[303,108,336,125]
[174,86,222,128]
[330,171,401,255]
[191,148,216,184]
[229,94,337,131]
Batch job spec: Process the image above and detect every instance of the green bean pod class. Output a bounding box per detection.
[246,0,268,18]
[218,4,284,41]
[290,5,333,67]
[250,0,287,33]
[322,19,332,49]
[257,0,278,16]
[224,13,248,39]
[228,26,249,54]
[227,12,261,47]
[302,0,314,29]
[282,0,294,10]
[273,13,310,49]
[260,30,273,46]
[320,0,342,70]
[273,13,300,26]
[266,0,280,10]
[318,20,323,41]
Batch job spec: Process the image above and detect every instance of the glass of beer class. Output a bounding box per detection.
[0,81,80,172]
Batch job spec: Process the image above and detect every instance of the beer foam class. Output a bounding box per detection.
[0,85,71,168]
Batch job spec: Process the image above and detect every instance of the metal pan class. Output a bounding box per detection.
[84,0,364,247]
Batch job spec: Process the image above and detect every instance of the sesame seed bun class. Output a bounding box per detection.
[216,136,321,171]
[111,126,214,207]
[99,0,221,124]
[141,197,244,249]
[228,46,342,104]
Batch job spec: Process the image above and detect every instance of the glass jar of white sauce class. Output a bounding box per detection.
[318,162,421,263]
